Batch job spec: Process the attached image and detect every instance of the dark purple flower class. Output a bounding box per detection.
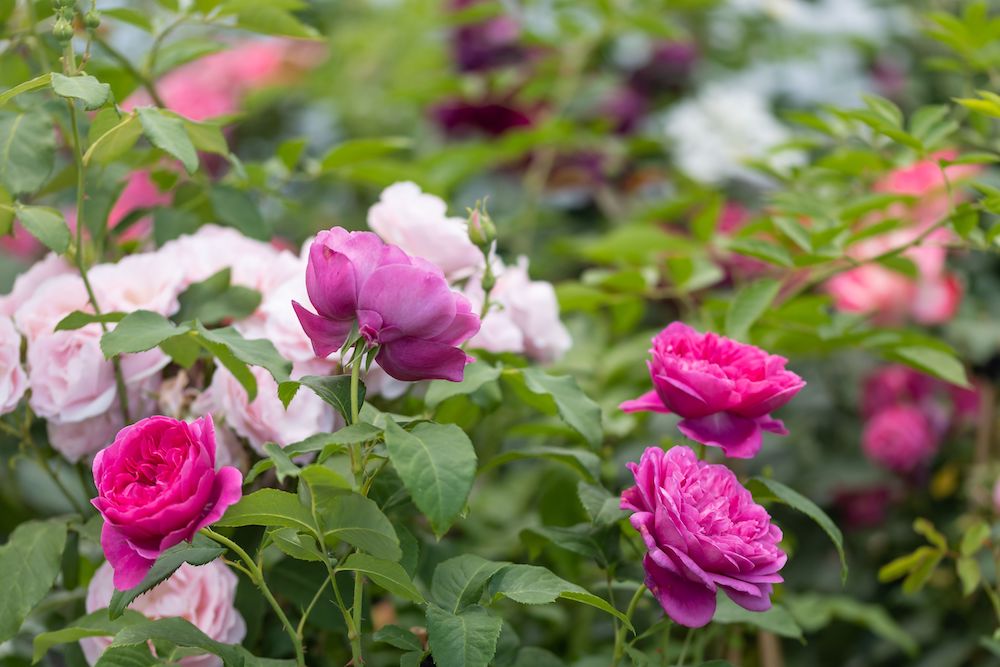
[451,0,525,72]
[628,41,698,98]
[433,99,534,138]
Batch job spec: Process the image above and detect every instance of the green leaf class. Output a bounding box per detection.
[269,527,324,562]
[957,556,981,596]
[785,593,917,656]
[108,537,225,620]
[373,625,424,652]
[182,119,228,155]
[0,519,68,642]
[209,186,269,241]
[15,205,69,253]
[426,361,502,408]
[901,548,943,594]
[227,4,320,38]
[195,323,292,399]
[284,423,382,457]
[0,73,52,107]
[712,594,803,641]
[336,553,424,603]
[84,113,142,165]
[109,617,252,665]
[214,488,314,533]
[318,492,401,561]
[137,107,198,174]
[50,73,111,110]
[263,443,300,483]
[320,137,412,171]
[961,520,990,557]
[887,345,969,388]
[913,518,948,551]
[175,269,261,325]
[94,644,158,666]
[725,279,782,340]
[33,609,145,663]
[432,555,510,614]
[55,310,126,331]
[878,546,936,583]
[750,477,847,583]
[515,368,603,447]
[101,7,154,31]
[287,375,364,422]
[426,605,503,667]
[726,238,793,267]
[487,564,631,630]
[100,310,190,358]
[384,420,477,538]
[577,482,628,526]
[482,446,600,482]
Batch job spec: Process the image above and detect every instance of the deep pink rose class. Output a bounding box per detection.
[293,228,481,382]
[862,405,941,475]
[91,415,242,590]
[82,560,245,667]
[832,486,891,530]
[621,446,785,628]
[620,322,805,458]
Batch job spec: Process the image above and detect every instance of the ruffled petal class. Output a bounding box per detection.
[677,412,763,459]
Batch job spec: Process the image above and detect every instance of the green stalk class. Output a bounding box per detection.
[201,528,305,666]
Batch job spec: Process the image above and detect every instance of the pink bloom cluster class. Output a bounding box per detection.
[91,415,242,589]
[0,226,373,462]
[83,560,245,667]
[860,364,978,475]
[826,151,980,325]
[621,322,805,458]
[621,446,786,627]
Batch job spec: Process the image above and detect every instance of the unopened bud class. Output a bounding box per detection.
[53,17,74,42]
[84,10,100,29]
[467,201,497,249]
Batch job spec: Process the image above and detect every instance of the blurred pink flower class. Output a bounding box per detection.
[874,150,981,228]
[82,560,245,667]
[862,404,941,475]
[832,486,892,530]
[0,316,27,415]
[620,322,805,458]
[621,445,785,628]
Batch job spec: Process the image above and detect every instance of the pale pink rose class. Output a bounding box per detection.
[0,221,46,259]
[241,271,316,363]
[0,254,73,318]
[123,40,312,122]
[46,378,159,463]
[81,560,246,667]
[875,150,981,228]
[27,327,167,425]
[466,257,572,362]
[10,273,89,341]
[89,253,185,316]
[203,363,337,454]
[367,181,483,280]
[62,171,172,243]
[0,316,27,415]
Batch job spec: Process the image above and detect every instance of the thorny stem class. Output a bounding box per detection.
[298,574,332,638]
[201,528,305,666]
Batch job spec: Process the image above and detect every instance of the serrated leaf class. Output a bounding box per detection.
[213,488,314,533]
[84,114,142,165]
[0,111,54,195]
[426,605,502,667]
[51,73,111,110]
[961,520,990,557]
[426,361,502,408]
[317,492,401,561]
[373,624,423,652]
[725,279,781,340]
[320,137,412,171]
[15,205,69,253]
[482,446,600,482]
[137,107,198,174]
[888,345,969,388]
[0,519,68,642]
[287,374,364,423]
[432,555,510,614]
[750,477,847,583]
[712,594,803,640]
[957,556,981,596]
[209,186,268,241]
[263,443,300,483]
[55,310,126,331]
[33,609,145,663]
[515,368,602,447]
[100,310,190,358]
[384,420,477,538]
[0,73,52,107]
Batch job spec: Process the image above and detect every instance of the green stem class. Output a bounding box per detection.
[297,574,332,638]
[676,627,695,667]
[352,569,365,664]
[612,584,647,665]
[201,528,305,666]
[92,35,166,107]
[66,101,131,425]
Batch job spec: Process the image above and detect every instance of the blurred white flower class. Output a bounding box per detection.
[663,83,804,184]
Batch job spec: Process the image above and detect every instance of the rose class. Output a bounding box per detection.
[0,316,27,415]
[203,363,337,453]
[367,181,483,281]
[621,446,786,627]
[293,227,481,382]
[91,415,242,589]
[465,257,572,362]
[81,560,245,667]
[862,405,941,475]
[0,253,71,318]
[620,322,805,458]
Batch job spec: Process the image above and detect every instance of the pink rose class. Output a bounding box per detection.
[81,560,245,667]
[293,228,481,381]
[0,316,27,415]
[12,273,91,342]
[621,446,785,628]
[620,322,805,458]
[27,328,167,425]
[832,486,891,530]
[91,415,243,589]
[0,253,72,318]
[367,182,483,281]
[89,253,185,316]
[465,257,572,362]
[862,405,941,475]
[875,150,981,228]
[203,363,337,454]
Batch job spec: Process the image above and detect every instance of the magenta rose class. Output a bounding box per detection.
[91,415,242,590]
[620,322,805,458]
[293,227,481,382]
[621,446,786,627]
[861,405,941,475]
